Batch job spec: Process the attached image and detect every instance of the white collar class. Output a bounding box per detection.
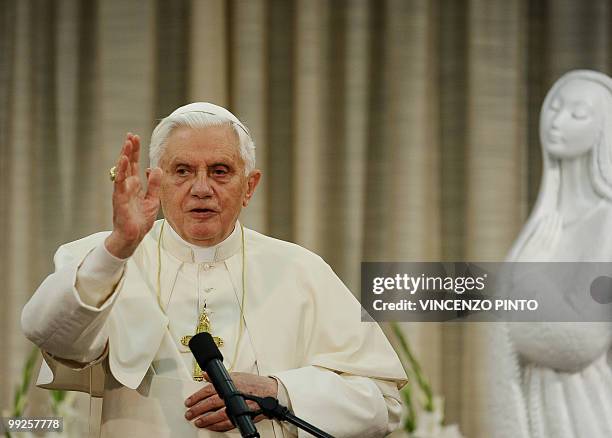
[164,221,241,263]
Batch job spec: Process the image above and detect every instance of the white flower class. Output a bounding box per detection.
[411,396,464,438]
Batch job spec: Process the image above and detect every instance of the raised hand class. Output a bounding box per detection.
[105,133,162,259]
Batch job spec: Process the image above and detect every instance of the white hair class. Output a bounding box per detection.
[148,102,256,174]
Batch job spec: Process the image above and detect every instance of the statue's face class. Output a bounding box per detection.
[542,79,604,159]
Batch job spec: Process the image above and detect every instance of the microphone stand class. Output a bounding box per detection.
[243,394,335,438]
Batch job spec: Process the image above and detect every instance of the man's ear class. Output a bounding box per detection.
[243,170,262,207]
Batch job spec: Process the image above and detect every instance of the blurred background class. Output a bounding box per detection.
[1,0,611,436]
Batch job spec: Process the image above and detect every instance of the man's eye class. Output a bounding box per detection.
[176,167,190,176]
[212,168,228,176]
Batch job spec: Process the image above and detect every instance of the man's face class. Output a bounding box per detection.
[157,124,260,246]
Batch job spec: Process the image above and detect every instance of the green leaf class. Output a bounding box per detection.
[391,322,435,412]
[51,390,66,403]
[400,381,417,432]
[12,347,40,417]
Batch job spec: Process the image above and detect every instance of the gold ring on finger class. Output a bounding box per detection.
[109,166,118,182]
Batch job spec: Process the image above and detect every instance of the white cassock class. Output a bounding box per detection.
[22,220,407,438]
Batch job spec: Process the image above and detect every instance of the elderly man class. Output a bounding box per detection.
[22,102,406,437]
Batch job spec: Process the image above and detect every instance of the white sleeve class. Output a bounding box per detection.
[21,243,126,364]
[271,366,402,438]
[75,242,126,307]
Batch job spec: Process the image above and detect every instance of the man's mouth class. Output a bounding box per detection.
[188,208,218,217]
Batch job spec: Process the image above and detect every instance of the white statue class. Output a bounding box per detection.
[510,69,612,262]
[500,70,612,438]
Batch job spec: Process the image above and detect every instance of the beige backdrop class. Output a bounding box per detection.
[1,0,611,436]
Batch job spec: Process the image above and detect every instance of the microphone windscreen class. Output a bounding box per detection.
[188,332,224,363]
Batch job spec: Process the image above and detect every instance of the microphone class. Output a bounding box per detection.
[188,332,260,438]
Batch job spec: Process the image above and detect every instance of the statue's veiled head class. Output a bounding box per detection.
[506,70,612,261]
[539,70,612,199]
[541,79,605,159]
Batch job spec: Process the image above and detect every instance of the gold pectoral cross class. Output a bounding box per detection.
[180,310,224,381]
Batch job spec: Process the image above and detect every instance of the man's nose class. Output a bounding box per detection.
[190,173,214,198]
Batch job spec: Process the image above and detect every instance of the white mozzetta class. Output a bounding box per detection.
[22,220,406,437]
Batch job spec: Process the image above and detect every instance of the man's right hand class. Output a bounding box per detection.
[105,133,162,259]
